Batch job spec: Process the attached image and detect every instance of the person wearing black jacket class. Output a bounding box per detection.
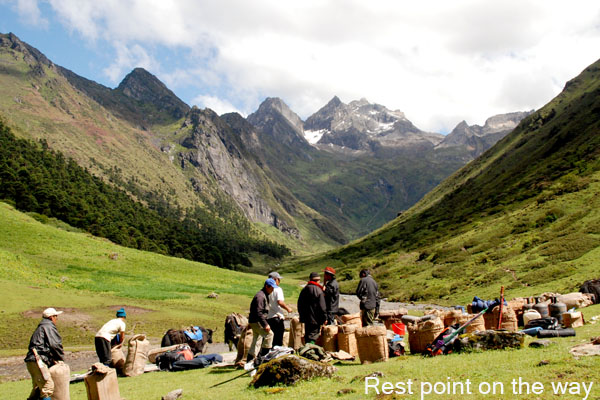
[247,278,278,364]
[323,267,340,325]
[24,308,65,400]
[297,272,327,344]
[356,269,379,326]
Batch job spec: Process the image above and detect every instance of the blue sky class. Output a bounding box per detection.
[1,0,600,134]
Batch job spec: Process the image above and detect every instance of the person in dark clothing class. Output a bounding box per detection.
[323,267,340,325]
[247,278,278,364]
[356,269,379,326]
[297,272,327,344]
[24,308,65,400]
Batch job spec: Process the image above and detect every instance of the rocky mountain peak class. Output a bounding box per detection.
[0,32,53,74]
[116,68,190,119]
[247,97,306,141]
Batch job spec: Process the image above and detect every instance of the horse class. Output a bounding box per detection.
[161,326,213,354]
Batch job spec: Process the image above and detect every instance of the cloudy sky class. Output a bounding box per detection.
[1,0,599,133]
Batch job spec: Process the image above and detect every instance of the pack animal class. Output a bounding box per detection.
[161,326,213,354]
[224,313,248,351]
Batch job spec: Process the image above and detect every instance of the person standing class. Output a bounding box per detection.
[297,272,327,344]
[24,308,65,400]
[323,267,340,325]
[95,308,126,366]
[247,278,278,364]
[356,269,379,326]
[266,272,293,347]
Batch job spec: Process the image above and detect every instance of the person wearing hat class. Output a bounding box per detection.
[356,269,379,326]
[266,272,293,347]
[24,308,65,400]
[297,272,327,344]
[247,278,278,365]
[323,267,340,325]
[94,308,127,366]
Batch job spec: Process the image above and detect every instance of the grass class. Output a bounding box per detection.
[0,201,301,351]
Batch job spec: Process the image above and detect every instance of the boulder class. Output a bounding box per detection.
[453,330,525,352]
[250,355,336,388]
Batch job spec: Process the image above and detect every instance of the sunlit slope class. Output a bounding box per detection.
[286,59,600,303]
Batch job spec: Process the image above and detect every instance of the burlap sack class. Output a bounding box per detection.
[456,313,486,333]
[321,325,338,353]
[408,317,444,354]
[355,325,388,364]
[84,363,122,400]
[234,325,253,366]
[443,310,463,327]
[559,293,594,309]
[492,306,518,332]
[288,317,304,350]
[49,361,70,400]
[123,334,150,377]
[341,313,362,328]
[337,324,358,357]
[110,344,125,372]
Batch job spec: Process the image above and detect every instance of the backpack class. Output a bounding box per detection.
[155,345,194,371]
[425,326,457,356]
[524,317,558,330]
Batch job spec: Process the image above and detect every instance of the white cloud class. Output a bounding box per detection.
[13,0,600,132]
[13,0,48,28]
[192,95,244,116]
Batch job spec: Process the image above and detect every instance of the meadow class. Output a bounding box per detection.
[1,201,599,399]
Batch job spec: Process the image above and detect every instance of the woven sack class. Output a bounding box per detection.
[49,361,70,400]
[562,311,584,328]
[341,312,362,328]
[443,310,463,327]
[355,325,388,364]
[124,334,150,377]
[84,363,122,400]
[321,325,338,353]
[234,325,253,366]
[110,344,125,372]
[288,317,305,350]
[337,324,358,357]
[456,314,486,333]
[492,305,518,332]
[407,317,444,354]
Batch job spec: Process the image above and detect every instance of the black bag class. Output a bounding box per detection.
[524,317,558,330]
[388,341,405,357]
[156,345,193,371]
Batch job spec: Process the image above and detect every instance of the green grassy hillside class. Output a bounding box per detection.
[0,201,300,352]
[284,59,600,304]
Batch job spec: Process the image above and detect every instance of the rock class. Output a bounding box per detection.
[570,343,600,358]
[529,340,553,348]
[207,292,218,299]
[250,355,336,388]
[162,389,183,400]
[337,388,356,395]
[453,330,525,352]
[537,360,549,366]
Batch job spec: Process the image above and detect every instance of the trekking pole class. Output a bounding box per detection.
[497,286,505,330]
[210,368,254,388]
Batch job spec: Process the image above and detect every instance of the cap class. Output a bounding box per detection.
[265,278,279,288]
[116,307,127,318]
[268,271,282,280]
[309,272,320,280]
[42,308,63,318]
[324,267,336,276]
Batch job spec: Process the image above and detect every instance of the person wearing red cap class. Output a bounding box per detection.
[323,267,340,325]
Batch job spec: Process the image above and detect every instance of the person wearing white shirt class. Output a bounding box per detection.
[266,272,293,346]
[95,308,126,366]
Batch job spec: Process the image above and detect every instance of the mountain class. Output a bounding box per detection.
[305,96,443,155]
[436,111,533,159]
[290,58,600,303]
[0,32,345,259]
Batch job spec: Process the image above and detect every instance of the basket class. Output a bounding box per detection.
[407,317,444,354]
[355,325,388,364]
[338,324,358,357]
